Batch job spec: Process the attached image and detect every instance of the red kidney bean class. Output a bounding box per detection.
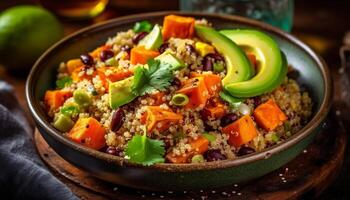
[171,77,182,87]
[237,146,255,156]
[110,108,125,132]
[220,113,238,127]
[106,146,122,156]
[204,149,226,161]
[253,97,261,107]
[202,53,225,71]
[132,32,148,44]
[100,49,114,61]
[159,43,169,54]
[80,54,94,66]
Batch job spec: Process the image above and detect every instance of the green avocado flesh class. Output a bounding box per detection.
[195,25,253,85]
[155,51,187,70]
[220,29,287,98]
[109,77,137,109]
[139,24,163,50]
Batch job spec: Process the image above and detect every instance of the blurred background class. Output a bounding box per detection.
[0,0,349,199]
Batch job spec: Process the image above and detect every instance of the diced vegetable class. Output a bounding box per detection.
[190,72,222,96]
[60,104,80,117]
[139,24,163,50]
[213,62,225,72]
[271,134,280,143]
[90,45,111,58]
[56,76,73,89]
[219,91,244,108]
[133,20,153,33]
[97,67,133,89]
[176,77,210,109]
[253,99,287,131]
[155,51,187,70]
[150,92,166,106]
[247,53,257,67]
[44,90,72,112]
[66,59,83,74]
[105,57,118,66]
[201,101,226,120]
[171,93,189,106]
[109,77,137,109]
[53,114,74,132]
[125,127,165,166]
[73,89,91,107]
[68,117,106,150]
[141,106,182,133]
[222,115,258,148]
[191,154,205,163]
[195,41,215,57]
[202,133,216,142]
[162,15,195,40]
[130,46,160,65]
[166,136,209,163]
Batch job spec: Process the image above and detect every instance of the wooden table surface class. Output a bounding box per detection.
[1,0,350,199]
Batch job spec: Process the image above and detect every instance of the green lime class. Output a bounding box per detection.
[0,5,63,71]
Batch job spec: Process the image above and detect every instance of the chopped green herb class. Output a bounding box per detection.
[105,57,118,66]
[60,105,80,117]
[133,21,153,33]
[131,59,174,96]
[202,133,216,142]
[125,127,165,166]
[56,76,73,89]
[271,134,280,143]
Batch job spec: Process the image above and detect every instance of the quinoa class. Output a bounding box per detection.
[45,16,313,164]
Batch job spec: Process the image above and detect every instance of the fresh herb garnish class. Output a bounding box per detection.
[56,76,73,89]
[133,21,153,33]
[131,59,174,96]
[125,127,165,166]
[60,105,80,117]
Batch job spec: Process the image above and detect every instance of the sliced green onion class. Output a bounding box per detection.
[171,93,189,106]
[213,62,225,72]
[73,89,91,107]
[202,133,216,142]
[271,134,280,143]
[133,21,153,33]
[191,154,205,163]
[56,76,73,89]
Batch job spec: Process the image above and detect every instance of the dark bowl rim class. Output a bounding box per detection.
[26,11,332,172]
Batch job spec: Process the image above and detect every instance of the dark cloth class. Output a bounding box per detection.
[0,81,78,200]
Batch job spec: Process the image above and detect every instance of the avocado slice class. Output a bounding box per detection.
[109,77,137,109]
[139,24,163,50]
[155,50,187,70]
[220,29,287,97]
[195,25,253,85]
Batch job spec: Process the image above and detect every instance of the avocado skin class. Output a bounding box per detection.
[221,29,287,98]
[109,77,137,109]
[195,25,253,85]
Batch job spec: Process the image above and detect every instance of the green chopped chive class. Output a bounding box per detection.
[213,62,225,72]
[53,114,74,132]
[56,76,73,89]
[171,93,189,106]
[133,20,153,33]
[202,133,216,142]
[73,89,91,107]
[191,154,205,163]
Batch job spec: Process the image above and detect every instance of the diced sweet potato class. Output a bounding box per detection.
[66,59,83,74]
[141,106,183,133]
[150,92,166,106]
[68,117,106,150]
[44,90,72,112]
[190,72,222,96]
[166,136,209,163]
[253,99,287,131]
[130,46,160,65]
[176,77,210,109]
[162,15,195,40]
[90,45,112,58]
[97,67,133,89]
[200,101,226,120]
[222,115,258,148]
[71,66,97,82]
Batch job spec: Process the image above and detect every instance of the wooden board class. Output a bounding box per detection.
[34,112,346,200]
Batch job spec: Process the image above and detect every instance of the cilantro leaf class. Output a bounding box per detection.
[56,76,73,89]
[125,131,165,166]
[131,59,174,96]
